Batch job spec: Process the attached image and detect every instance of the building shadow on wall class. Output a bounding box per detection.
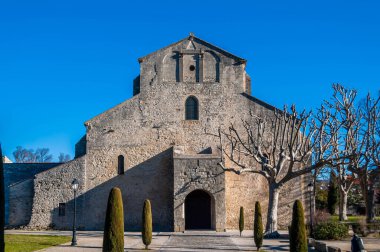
[50,148,174,232]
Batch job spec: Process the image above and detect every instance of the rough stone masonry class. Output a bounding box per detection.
[7,34,310,231]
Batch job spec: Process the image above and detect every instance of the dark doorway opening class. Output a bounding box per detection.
[185,190,212,230]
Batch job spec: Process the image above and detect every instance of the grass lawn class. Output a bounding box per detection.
[5,234,71,252]
[330,215,380,222]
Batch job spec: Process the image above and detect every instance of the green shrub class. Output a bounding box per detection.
[314,221,348,240]
[103,187,124,252]
[239,206,244,236]
[253,202,263,251]
[289,200,307,252]
[142,199,152,249]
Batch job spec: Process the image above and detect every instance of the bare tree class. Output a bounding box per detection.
[330,134,355,221]
[215,104,341,237]
[13,146,34,162]
[58,153,71,162]
[323,85,379,222]
[354,92,380,222]
[34,148,53,163]
[12,146,53,163]
[325,84,358,221]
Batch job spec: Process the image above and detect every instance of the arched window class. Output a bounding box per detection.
[117,155,124,175]
[185,96,199,120]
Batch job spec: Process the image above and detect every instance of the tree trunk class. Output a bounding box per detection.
[366,189,375,223]
[358,174,376,223]
[265,184,280,238]
[359,176,368,211]
[339,189,348,221]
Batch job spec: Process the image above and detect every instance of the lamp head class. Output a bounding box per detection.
[307,182,313,192]
[71,178,79,191]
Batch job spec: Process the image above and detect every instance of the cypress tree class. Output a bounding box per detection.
[327,171,338,215]
[253,202,263,251]
[142,199,152,249]
[0,145,4,252]
[239,206,244,236]
[103,187,124,252]
[289,200,307,252]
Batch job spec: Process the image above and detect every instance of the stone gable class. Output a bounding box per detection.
[8,35,309,231]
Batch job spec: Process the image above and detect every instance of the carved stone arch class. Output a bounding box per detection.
[185,189,216,230]
[162,52,179,82]
[203,51,220,83]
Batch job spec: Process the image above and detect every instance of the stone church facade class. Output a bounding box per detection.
[8,34,309,231]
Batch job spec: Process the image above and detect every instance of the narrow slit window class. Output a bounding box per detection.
[118,155,124,175]
[185,96,199,120]
[59,203,66,216]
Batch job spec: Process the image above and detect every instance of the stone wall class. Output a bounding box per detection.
[22,35,310,231]
[82,147,174,231]
[173,153,225,231]
[9,179,34,227]
[80,36,247,231]
[74,135,86,158]
[27,157,86,230]
[224,147,310,230]
[4,163,61,225]
[81,36,309,231]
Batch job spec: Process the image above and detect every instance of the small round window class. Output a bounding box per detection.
[189,65,195,71]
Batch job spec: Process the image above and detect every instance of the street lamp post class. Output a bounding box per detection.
[307,182,314,238]
[71,178,79,246]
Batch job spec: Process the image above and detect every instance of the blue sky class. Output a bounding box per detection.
[1,0,379,161]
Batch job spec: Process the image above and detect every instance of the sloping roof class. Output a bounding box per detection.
[241,92,282,112]
[2,156,12,163]
[138,33,246,63]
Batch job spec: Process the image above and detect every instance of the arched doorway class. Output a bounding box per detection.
[185,190,213,230]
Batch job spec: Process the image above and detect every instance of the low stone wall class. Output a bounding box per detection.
[327,246,342,252]
[28,157,86,230]
[4,163,61,225]
[8,179,34,227]
[310,239,343,252]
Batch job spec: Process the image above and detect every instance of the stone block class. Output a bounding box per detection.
[327,246,341,252]
[315,241,327,252]
[308,237,316,247]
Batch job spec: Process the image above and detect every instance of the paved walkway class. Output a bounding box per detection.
[322,238,380,252]
[6,230,288,251]
[5,230,380,251]
[231,231,291,251]
[161,231,239,251]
